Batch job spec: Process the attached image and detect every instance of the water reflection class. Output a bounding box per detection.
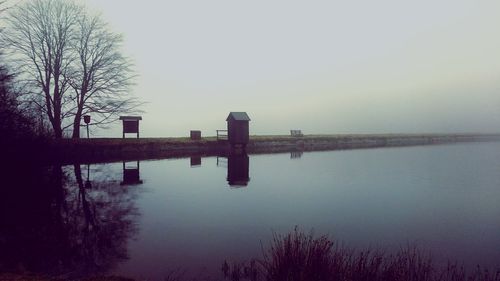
[216,153,251,187]
[121,161,143,185]
[227,153,250,187]
[216,156,228,167]
[0,163,140,278]
[190,156,201,167]
[290,151,303,159]
[84,164,93,189]
[3,143,500,280]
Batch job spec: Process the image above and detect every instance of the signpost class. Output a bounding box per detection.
[83,115,91,138]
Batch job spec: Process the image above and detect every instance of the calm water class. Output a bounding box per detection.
[1,142,500,279]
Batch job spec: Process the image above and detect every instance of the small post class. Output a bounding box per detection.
[83,115,91,138]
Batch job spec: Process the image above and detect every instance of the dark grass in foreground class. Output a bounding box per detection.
[222,228,500,281]
[0,275,133,281]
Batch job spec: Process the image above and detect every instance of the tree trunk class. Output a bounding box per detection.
[54,128,63,139]
[72,112,81,139]
[72,92,86,139]
[52,117,63,139]
[53,74,62,139]
[52,93,62,139]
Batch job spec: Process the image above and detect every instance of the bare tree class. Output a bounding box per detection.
[4,0,139,139]
[69,13,138,138]
[3,0,81,138]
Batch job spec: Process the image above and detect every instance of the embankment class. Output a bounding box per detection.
[41,133,500,164]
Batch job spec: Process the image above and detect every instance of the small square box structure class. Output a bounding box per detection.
[190,130,201,140]
[119,116,142,138]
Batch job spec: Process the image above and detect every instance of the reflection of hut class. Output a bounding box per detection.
[119,116,142,138]
[227,153,250,187]
[120,161,143,185]
[226,112,250,147]
[190,156,201,167]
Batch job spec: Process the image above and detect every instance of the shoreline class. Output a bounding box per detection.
[40,133,500,164]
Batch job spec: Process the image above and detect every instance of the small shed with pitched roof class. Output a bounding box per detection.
[226,112,250,146]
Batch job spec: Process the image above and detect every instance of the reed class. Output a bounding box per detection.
[222,227,500,281]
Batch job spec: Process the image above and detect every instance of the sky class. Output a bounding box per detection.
[12,0,500,137]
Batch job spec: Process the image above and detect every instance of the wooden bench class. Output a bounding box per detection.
[290,130,303,137]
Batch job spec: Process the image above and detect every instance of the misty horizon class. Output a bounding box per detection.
[4,0,500,138]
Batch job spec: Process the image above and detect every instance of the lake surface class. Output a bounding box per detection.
[1,142,500,280]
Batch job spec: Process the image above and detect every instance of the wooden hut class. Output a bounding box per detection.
[226,112,250,146]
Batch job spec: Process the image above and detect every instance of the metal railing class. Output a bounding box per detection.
[216,130,228,141]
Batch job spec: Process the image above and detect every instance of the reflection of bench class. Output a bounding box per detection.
[120,161,143,185]
[290,130,303,137]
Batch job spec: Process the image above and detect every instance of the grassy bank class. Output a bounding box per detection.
[0,274,133,281]
[40,133,500,164]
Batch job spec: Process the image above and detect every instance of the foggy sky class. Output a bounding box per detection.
[21,1,500,136]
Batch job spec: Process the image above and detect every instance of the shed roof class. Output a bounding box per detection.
[119,116,142,121]
[226,112,250,121]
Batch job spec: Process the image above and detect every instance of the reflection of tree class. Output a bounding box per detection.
[0,162,139,278]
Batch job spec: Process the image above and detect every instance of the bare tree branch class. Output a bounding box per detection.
[68,12,139,137]
[4,0,141,138]
[4,0,83,138]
